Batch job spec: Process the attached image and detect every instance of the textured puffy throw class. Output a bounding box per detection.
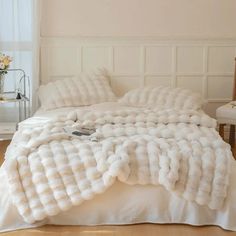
[5,108,233,224]
[119,86,204,110]
[38,71,117,110]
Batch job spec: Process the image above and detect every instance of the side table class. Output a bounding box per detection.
[216,102,236,148]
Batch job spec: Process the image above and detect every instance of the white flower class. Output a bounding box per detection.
[0,63,5,69]
[0,53,12,70]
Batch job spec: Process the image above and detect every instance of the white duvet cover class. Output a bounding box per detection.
[0,102,236,232]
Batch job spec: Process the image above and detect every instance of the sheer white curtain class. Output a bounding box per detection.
[0,0,40,122]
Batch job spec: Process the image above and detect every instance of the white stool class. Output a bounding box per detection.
[216,102,236,148]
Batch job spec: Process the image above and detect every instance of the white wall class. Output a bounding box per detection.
[40,0,236,119]
[41,0,236,38]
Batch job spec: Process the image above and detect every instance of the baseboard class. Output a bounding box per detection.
[0,134,13,141]
[0,122,16,141]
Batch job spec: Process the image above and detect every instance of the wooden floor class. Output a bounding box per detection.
[2,224,236,236]
[1,140,236,236]
[0,140,9,166]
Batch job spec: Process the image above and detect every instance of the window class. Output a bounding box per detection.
[0,0,39,122]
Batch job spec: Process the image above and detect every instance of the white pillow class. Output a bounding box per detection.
[38,71,117,110]
[119,86,204,110]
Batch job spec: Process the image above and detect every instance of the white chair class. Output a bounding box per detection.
[216,57,236,148]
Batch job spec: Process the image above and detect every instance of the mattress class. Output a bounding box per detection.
[1,102,236,232]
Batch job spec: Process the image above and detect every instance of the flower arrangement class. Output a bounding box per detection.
[0,53,12,75]
[0,53,12,99]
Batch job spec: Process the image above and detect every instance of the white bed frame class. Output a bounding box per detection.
[40,37,236,117]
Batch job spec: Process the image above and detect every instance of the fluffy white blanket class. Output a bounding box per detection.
[5,108,233,224]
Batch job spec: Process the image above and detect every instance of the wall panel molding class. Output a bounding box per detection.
[41,37,236,116]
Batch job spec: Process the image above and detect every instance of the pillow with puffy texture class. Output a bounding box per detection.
[38,71,117,110]
[119,86,204,110]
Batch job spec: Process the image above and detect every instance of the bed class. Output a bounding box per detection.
[0,72,236,233]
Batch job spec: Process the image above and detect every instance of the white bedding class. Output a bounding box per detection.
[1,102,236,232]
[19,103,133,129]
[38,70,117,110]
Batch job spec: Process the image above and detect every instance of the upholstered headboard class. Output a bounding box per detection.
[40,37,236,116]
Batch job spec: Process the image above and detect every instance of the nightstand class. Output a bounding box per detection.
[0,69,30,140]
[0,92,30,140]
[216,102,236,148]
[217,57,236,150]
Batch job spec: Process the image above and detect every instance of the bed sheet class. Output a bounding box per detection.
[0,102,236,232]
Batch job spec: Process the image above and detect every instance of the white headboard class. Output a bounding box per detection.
[40,37,236,116]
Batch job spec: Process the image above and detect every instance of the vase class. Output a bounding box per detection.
[0,74,5,100]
